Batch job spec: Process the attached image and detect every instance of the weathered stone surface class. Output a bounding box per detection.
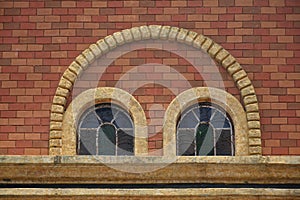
[241,85,255,97]
[121,29,133,43]
[75,54,89,70]
[58,77,72,90]
[227,62,242,75]
[49,139,62,147]
[184,31,197,45]
[68,61,83,76]
[82,48,95,63]
[0,156,300,185]
[222,54,236,69]
[249,138,262,146]
[51,104,64,114]
[244,94,258,105]
[62,69,77,84]
[89,43,102,58]
[49,130,62,139]
[50,121,62,131]
[96,39,109,54]
[245,103,259,113]
[52,96,66,106]
[168,26,179,40]
[149,25,162,39]
[249,146,262,155]
[249,129,261,138]
[138,26,150,40]
[201,38,213,52]
[104,35,117,49]
[55,87,69,98]
[233,70,247,82]
[176,28,188,43]
[237,76,251,90]
[193,34,205,49]
[49,147,62,156]
[215,48,229,63]
[248,121,261,129]
[130,27,142,41]
[113,31,125,45]
[50,113,63,122]
[160,26,171,40]
[1,188,299,199]
[208,43,222,58]
[247,112,260,121]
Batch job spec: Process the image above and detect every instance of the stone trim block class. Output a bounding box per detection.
[121,29,133,43]
[113,31,125,45]
[139,26,150,40]
[168,27,179,40]
[75,54,89,70]
[89,44,102,58]
[62,69,77,84]
[104,35,117,50]
[184,31,198,45]
[149,25,162,39]
[130,27,142,41]
[160,26,171,40]
[233,70,248,82]
[176,28,188,43]
[82,48,95,64]
[96,39,109,54]
[68,61,83,76]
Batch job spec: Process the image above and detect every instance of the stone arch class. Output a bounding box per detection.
[60,87,147,155]
[49,25,261,155]
[164,87,251,157]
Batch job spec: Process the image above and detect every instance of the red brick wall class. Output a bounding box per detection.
[0,0,299,155]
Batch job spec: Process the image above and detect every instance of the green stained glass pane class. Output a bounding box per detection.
[196,124,214,156]
[98,124,116,155]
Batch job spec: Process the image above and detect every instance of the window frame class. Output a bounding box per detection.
[163,87,250,157]
[61,87,148,156]
[176,102,235,156]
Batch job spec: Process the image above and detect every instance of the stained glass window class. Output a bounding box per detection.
[177,103,234,156]
[77,103,134,155]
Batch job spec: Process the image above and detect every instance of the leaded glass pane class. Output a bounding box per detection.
[177,129,195,156]
[79,129,97,155]
[80,112,100,128]
[196,124,214,156]
[117,129,134,155]
[98,124,116,155]
[77,103,134,156]
[177,103,234,156]
[216,130,233,156]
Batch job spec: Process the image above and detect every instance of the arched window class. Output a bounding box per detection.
[176,103,234,156]
[77,103,134,156]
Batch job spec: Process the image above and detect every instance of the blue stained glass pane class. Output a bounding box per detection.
[80,112,100,128]
[211,111,230,128]
[178,111,198,128]
[114,111,133,128]
[96,107,113,123]
[199,107,212,122]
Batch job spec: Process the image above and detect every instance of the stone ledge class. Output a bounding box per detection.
[0,156,300,185]
[1,188,299,199]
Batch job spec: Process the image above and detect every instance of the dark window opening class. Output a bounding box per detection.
[77,103,134,156]
[177,103,234,156]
